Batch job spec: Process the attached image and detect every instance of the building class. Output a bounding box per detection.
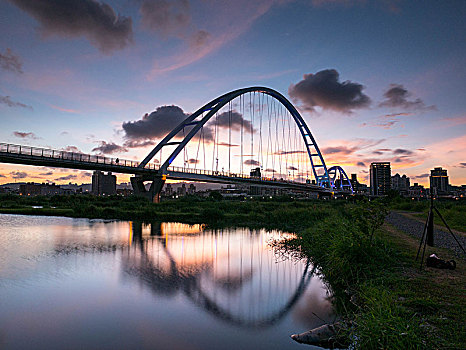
[391,173,410,195]
[408,183,428,199]
[370,162,391,196]
[164,183,173,196]
[430,167,449,195]
[177,183,187,196]
[19,182,65,196]
[188,183,196,195]
[91,171,116,195]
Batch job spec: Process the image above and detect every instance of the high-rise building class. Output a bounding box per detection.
[370,162,391,196]
[92,171,116,195]
[430,167,449,194]
[391,173,410,195]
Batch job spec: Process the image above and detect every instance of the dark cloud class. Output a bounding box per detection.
[0,48,23,73]
[92,141,128,155]
[0,174,6,178]
[216,111,254,133]
[10,171,28,179]
[55,174,77,181]
[244,159,260,166]
[1,95,32,109]
[123,106,188,141]
[413,174,429,179]
[393,148,413,155]
[356,161,365,167]
[13,131,38,139]
[140,0,190,37]
[82,172,92,177]
[10,0,133,53]
[265,168,276,173]
[379,84,436,111]
[288,69,371,113]
[189,30,211,49]
[273,150,306,155]
[287,166,298,171]
[322,146,356,155]
[218,142,239,147]
[187,158,199,164]
[40,171,53,176]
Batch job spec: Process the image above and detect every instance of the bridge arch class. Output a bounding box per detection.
[139,87,331,188]
[327,165,353,193]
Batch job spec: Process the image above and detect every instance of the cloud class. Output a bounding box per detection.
[273,150,306,155]
[62,146,82,153]
[0,48,23,73]
[10,0,133,54]
[123,139,156,148]
[123,105,188,141]
[216,111,254,133]
[287,166,298,171]
[458,163,466,168]
[92,141,128,155]
[122,105,248,145]
[0,174,6,178]
[244,159,260,166]
[356,161,366,167]
[40,171,53,176]
[379,84,436,111]
[393,148,413,155]
[413,173,429,179]
[10,171,28,179]
[0,95,32,109]
[288,69,371,113]
[187,158,199,164]
[13,131,38,139]
[322,146,356,155]
[55,174,77,181]
[218,142,239,147]
[140,0,190,37]
[265,168,277,173]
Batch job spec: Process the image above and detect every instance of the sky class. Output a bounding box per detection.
[0,0,465,187]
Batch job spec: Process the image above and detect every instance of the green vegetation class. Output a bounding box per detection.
[0,193,464,349]
[388,196,466,232]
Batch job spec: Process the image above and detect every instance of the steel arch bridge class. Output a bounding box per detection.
[131,86,352,201]
[0,86,354,200]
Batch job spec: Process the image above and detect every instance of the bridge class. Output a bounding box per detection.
[0,86,353,201]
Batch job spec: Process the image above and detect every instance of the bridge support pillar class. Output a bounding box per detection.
[131,175,166,203]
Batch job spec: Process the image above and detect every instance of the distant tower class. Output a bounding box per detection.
[92,171,116,195]
[430,167,449,194]
[370,162,391,196]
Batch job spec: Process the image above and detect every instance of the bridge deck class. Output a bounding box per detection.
[0,143,333,193]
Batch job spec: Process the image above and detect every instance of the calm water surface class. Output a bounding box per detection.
[0,214,334,350]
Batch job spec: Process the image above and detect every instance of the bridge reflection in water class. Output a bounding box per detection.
[122,222,325,329]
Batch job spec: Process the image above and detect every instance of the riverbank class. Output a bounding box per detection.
[1,194,464,348]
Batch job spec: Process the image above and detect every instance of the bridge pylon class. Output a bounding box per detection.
[130,174,166,203]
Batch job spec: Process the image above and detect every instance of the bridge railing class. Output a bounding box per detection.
[0,142,157,169]
[166,164,311,186]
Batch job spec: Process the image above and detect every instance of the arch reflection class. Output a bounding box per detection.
[122,222,315,329]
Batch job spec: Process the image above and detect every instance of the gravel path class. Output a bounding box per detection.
[386,211,466,259]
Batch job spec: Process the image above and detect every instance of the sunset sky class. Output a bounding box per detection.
[1,0,465,187]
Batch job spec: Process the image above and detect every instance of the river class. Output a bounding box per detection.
[0,214,334,349]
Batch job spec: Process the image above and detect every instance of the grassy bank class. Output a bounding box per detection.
[0,193,464,348]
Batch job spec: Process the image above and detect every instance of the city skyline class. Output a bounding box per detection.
[1,1,465,187]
